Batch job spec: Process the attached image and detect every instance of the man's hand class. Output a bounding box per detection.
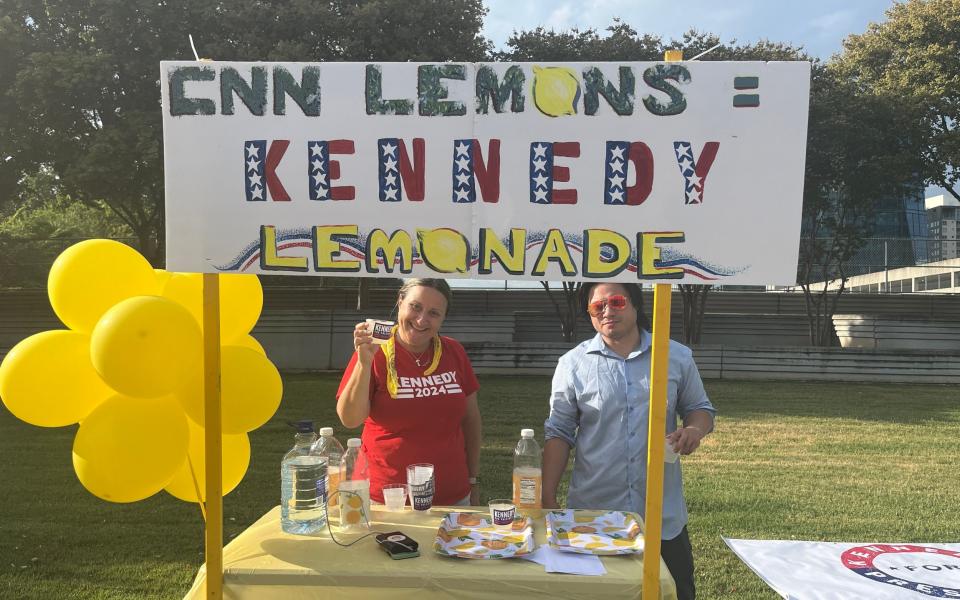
[667,426,704,455]
[469,484,481,506]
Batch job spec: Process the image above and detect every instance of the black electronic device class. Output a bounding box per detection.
[375,531,420,560]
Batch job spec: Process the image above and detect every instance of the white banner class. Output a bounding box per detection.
[725,538,960,599]
[161,61,810,284]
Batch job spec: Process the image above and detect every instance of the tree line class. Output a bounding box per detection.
[0,0,957,345]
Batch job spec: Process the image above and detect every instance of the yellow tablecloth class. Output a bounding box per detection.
[185,506,678,600]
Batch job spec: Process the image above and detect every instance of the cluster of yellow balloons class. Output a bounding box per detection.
[0,240,282,503]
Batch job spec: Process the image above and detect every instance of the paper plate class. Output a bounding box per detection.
[546,509,644,555]
[433,512,535,559]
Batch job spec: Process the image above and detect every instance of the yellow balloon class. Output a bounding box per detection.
[48,239,160,333]
[72,395,189,503]
[232,334,266,355]
[90,296,202,398]
[177,346,282,434]
[164,420,251,502]
[153,268,172,290]
[162,273,263,344]
[0,330,113,427]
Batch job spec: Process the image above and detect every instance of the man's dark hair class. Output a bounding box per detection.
[578,282,651,332]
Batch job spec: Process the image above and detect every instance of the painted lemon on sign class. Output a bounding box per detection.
[532,66,580,117]
[417,229,470,273]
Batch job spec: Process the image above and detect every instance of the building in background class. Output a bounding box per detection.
[925,194,959,262]
[847,184,929,276]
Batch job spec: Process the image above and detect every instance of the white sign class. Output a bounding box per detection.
[725,538,960,599]
[161,61,810,284]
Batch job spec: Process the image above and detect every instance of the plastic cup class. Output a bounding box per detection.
[382,483,408,511]
[406,463,435,511]
[365,319,394,345]
[488,499,516,528]
[664,437,679,463]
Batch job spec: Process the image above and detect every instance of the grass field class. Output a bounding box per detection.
[2,375,959,599]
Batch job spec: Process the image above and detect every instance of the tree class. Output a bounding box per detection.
[0,167,133,287]
[838,0,960,200]
[797,62,919,345]
[666,32,819,345]
[0,0,492,267]
[499,19,661,61]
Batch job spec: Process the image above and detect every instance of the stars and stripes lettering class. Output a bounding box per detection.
[452,139,501,204]
[529,141,579,205]
[244,139,290,201]
[673,141,719,205]
[327,139,356,201]
[244,140,266,201]
[379,138,425,202]
[307,141,330,200]
[452,140,476,203]
[529,142,554,204]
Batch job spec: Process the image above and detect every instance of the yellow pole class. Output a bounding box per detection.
[642,48,682,600]
[202,273,223,599]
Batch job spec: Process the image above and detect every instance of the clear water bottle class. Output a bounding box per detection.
[512,428,542,512]
[338,438,370,530]
[280,420,328,535]
[312,427,345,507]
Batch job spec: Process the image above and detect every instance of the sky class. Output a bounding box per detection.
[483,0,895,60]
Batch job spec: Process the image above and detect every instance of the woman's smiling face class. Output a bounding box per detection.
[396,285,448,351]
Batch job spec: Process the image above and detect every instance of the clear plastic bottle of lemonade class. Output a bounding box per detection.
[512,428,542,513]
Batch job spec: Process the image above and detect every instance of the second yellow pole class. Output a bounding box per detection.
[202,273,223,599]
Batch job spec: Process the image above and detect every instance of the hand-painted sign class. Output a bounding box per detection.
[161,61,810,284]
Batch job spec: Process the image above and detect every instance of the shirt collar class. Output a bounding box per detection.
[586,329,651,359]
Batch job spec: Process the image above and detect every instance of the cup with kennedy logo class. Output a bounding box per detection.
[488,499,516,529]
[406,463,435,511]
[365,318,394,345]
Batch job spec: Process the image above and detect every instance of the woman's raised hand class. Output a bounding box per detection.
[353,322,379,365]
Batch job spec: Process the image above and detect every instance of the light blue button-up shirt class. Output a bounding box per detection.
[544,329,715,540]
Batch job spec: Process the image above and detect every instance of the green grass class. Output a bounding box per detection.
[2,375,959,599]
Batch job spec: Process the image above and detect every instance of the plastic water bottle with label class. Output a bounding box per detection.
[281,420,328,535]
[312,427,345,506]
[512,428,542,513]
[339,438,371,530]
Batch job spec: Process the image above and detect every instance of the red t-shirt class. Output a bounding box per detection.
[336,336,480,505]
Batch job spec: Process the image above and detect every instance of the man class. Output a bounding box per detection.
[542,282,715,600]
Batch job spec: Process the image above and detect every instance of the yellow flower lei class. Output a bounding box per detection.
[382,325,442,398]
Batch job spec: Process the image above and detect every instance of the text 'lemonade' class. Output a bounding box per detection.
[281,421,328,535]
[339,437,370,530]
[512,428,542,512]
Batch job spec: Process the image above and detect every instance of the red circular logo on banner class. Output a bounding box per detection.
[841,544,960,597]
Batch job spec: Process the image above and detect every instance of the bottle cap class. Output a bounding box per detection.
[288,420,314,433]
[521,428,534,438]
[347,438,362,448]
[318,427,334,437]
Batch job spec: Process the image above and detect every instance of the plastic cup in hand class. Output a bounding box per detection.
[664,437,679,463]
[488,499,516,529]
[406,463,435,511]
[382,483,407,511]
[365,319,394,345]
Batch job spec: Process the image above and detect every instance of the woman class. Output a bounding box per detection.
[336,279,482,507]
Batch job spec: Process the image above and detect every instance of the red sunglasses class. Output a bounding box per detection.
[586,294,628,317]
